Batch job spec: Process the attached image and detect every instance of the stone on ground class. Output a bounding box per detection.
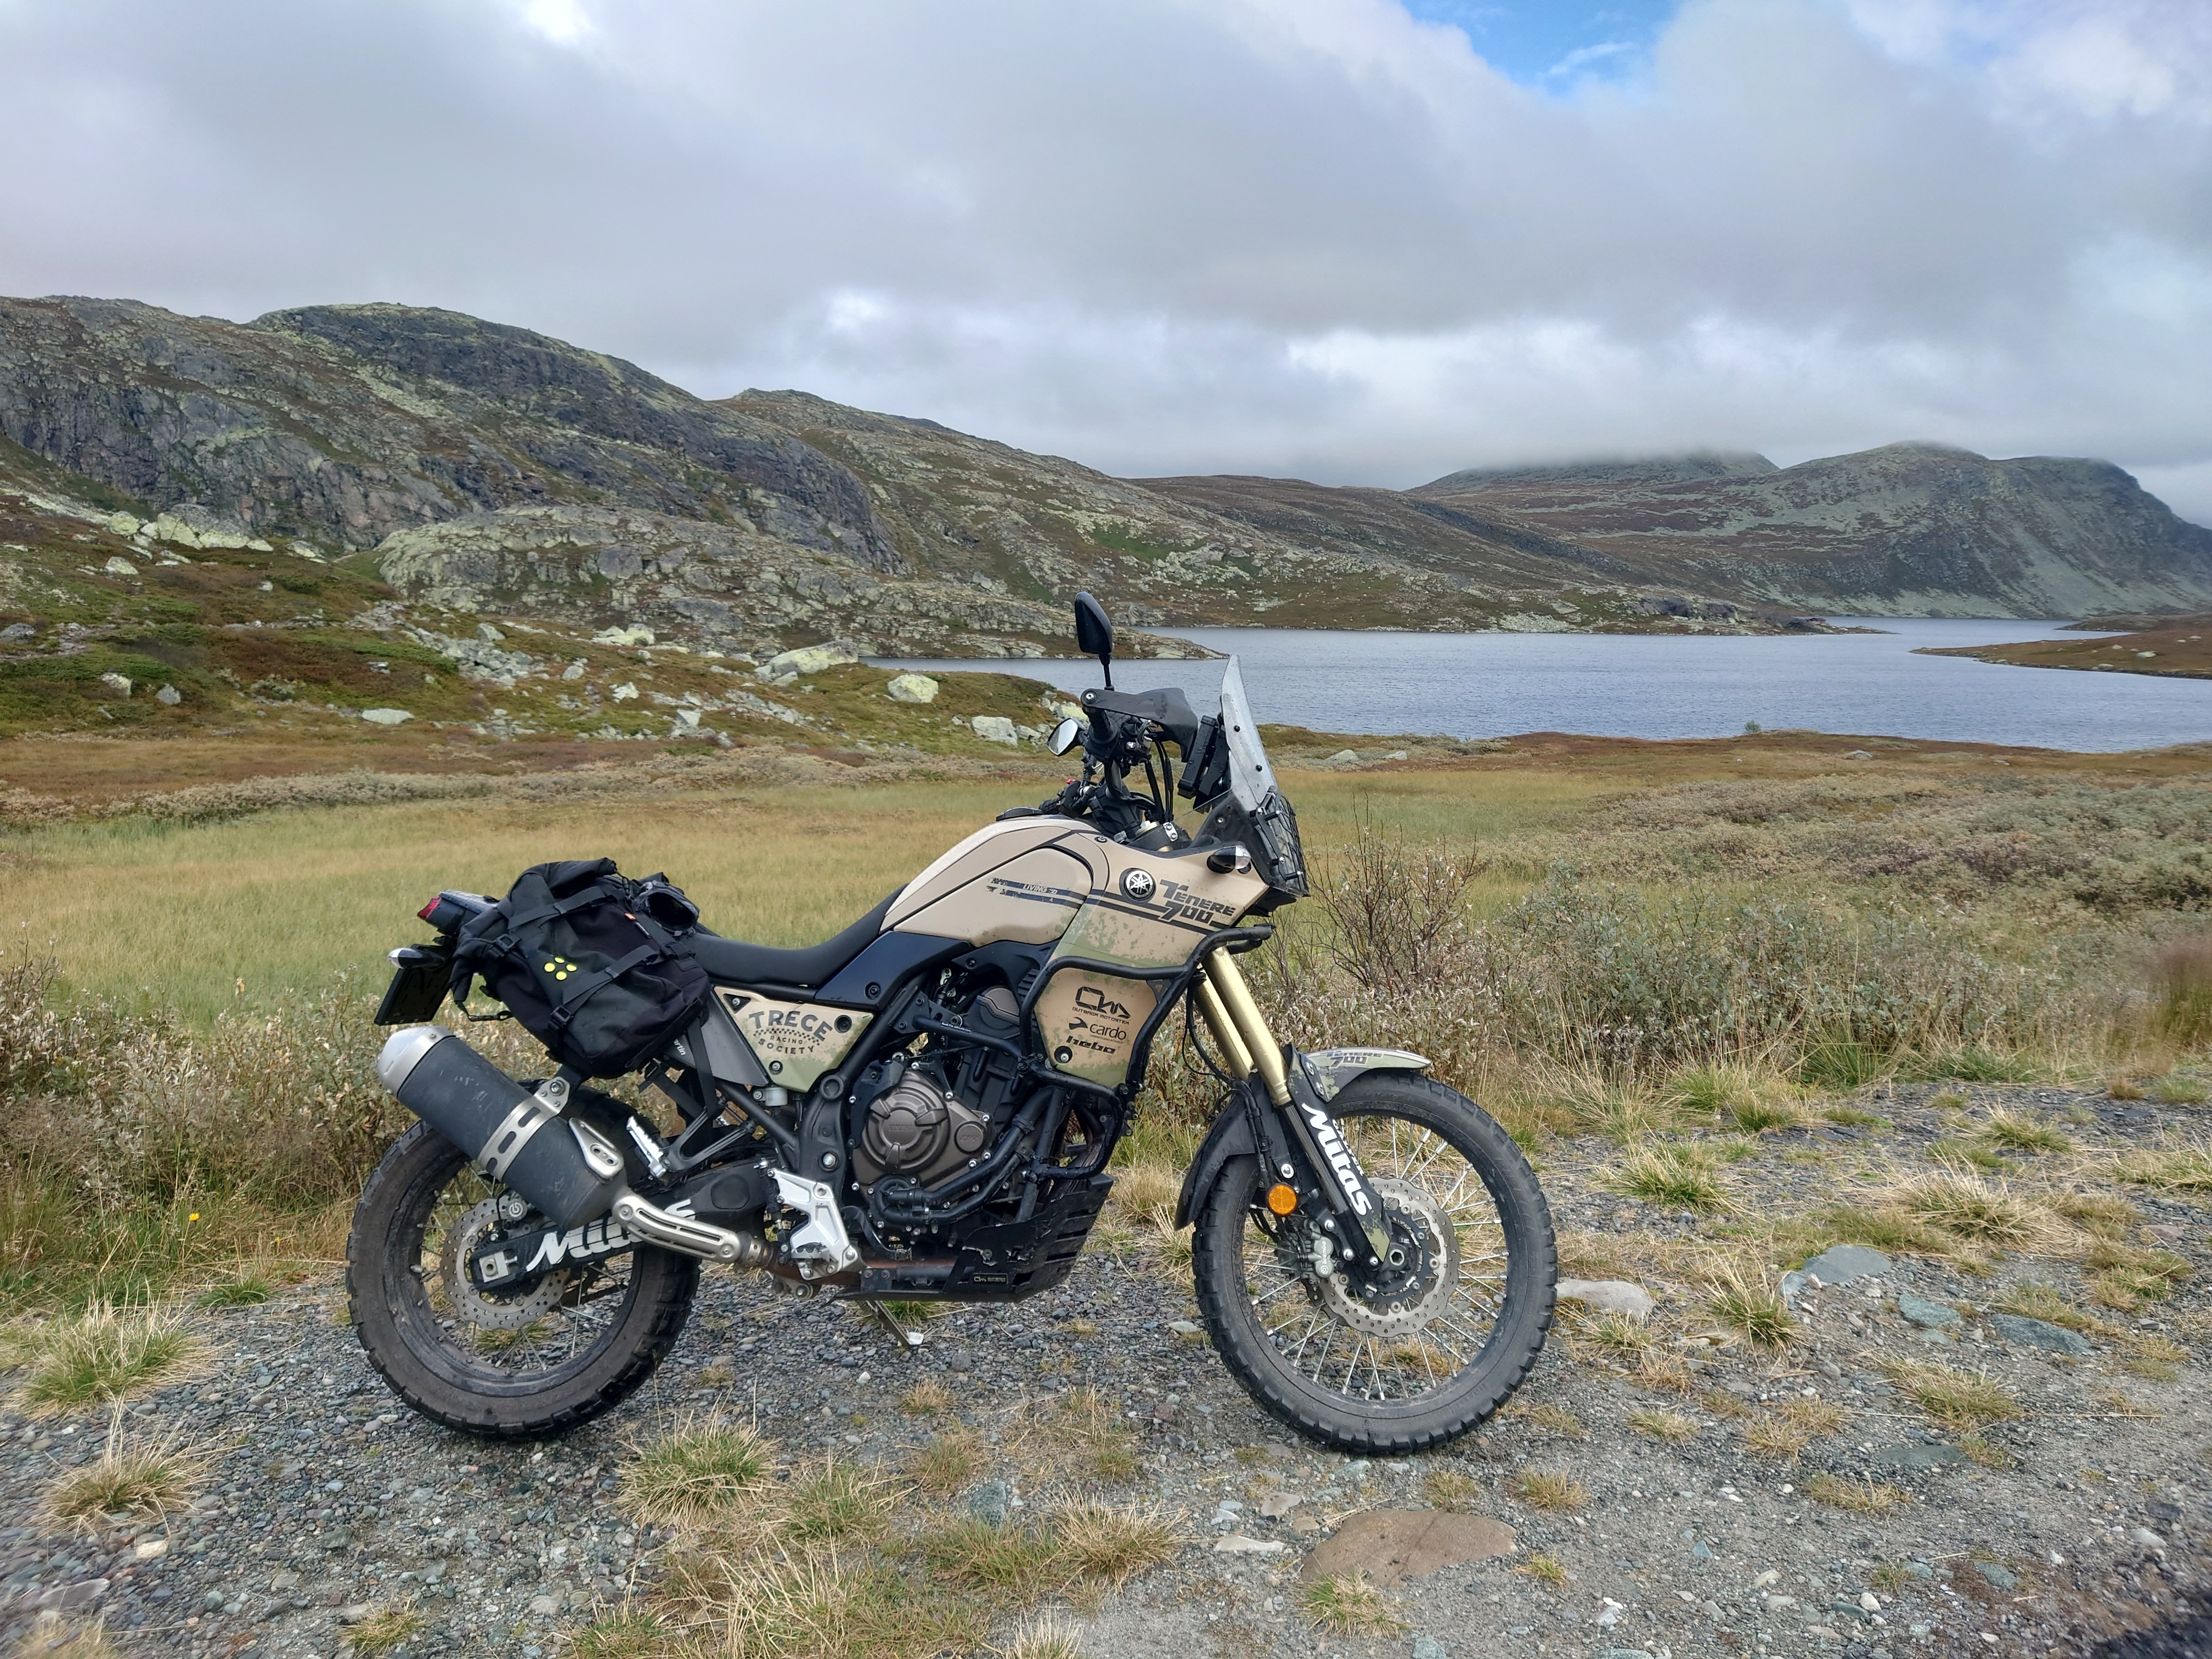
[886,672,939,704]
[1556,1278,1656,1321]
[1300,1510,1516,1587]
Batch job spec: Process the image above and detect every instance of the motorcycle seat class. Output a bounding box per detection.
[688,892,896,990]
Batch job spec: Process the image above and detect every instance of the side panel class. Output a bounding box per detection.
[718,989,872,1091]
[1032,970,1159,1089]
[893,847,1090,948]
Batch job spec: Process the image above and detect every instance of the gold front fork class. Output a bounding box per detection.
[1199,948,1289,1105]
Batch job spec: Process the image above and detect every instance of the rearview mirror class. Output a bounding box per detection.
[1073,592,1114,689]
[1047,716,1083,756]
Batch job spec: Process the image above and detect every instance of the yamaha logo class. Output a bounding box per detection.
[1120,869,1156,901]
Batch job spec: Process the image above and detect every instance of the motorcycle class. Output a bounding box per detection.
[348,594,1555,1452]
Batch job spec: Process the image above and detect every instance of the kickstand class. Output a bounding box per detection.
[861,1298,927,1351]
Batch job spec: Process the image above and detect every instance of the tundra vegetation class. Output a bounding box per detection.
[3,725,2212,1652]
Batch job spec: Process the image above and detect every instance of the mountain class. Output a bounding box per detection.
[1411,442,2212,618]
[3,295,2209,674]
[0,297,1823,652]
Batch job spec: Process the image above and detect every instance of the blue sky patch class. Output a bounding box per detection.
[1402,0,1681,84]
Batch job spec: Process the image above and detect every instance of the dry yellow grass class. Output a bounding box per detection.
[1508,1468,1587,1511]
[41,1416,205,1534]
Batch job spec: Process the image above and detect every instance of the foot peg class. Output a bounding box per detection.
[611,1188,769,1267]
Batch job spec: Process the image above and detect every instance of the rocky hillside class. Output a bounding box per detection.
[1414,443,2212,618]
[3,294,2207,690]
[0,297,1823,662]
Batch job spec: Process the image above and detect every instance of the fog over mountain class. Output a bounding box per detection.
[0,1,2207,521]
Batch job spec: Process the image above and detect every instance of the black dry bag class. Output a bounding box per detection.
[449,858,709,1077]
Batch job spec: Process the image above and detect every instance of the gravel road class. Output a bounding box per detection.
[2,1079,2208,1658]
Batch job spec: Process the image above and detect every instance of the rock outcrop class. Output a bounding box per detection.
[1414,442,2212,618]
[4,295,2207,646]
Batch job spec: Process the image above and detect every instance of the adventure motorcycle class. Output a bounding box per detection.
[348,595,1555,1452]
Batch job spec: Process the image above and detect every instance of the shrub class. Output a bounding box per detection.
[2152,935,2212,1043]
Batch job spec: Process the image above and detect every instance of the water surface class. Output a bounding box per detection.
[881,619,2212,752]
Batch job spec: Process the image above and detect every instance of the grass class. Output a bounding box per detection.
[1605,1145,1733,1215]
[1743,1399,1847,1460]
[782,1460,895,1545]
[13,1622,125,1658]
[1804,1473,1910,1515]
[1627,1407,1696,1443]
[41,1415,204,1533]
[1002,1615,1083,1659]
[566,1611,672,1659]
[1881,1359,2022,1430]
[1882,1165,2045,1248]
[1706,1264,1796,1349]
[1514,1553,1570,1588]
[1509,1401,1586,1437]
[8,1302,206,1411]
[2116,1141,2212,1193]
[1983,1113,2073,1154]
[194,1259,276,1308]
[1994,1282,2117,1336]
[908,1429,985,1498]
[1508,1468,1587,1511]
[1300,1571,1407,1636]
[1048,1502,1178,1589]
[900,1379,952,1417]
[1424,1468,1485,1510]
[620,1417,775,1530]
[343,1605,425,1656]
[2152,1074,2210,1105]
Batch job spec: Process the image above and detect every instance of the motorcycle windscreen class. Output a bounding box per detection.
[1218,657,1276,816]
[1217,657,1309,896]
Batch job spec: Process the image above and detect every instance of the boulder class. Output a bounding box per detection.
[763,642,860,679]
[360,708,413,725]
[103,556,137,576]
[887,672,939,704]
[971,715,1019,744]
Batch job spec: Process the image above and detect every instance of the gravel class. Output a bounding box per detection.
[1,1077,2208,1657]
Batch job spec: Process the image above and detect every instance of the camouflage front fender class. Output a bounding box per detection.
[1301,1047,1431,1102]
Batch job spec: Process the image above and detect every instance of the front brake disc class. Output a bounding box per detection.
[1312,1175,1461,1338]
[438,1199,565,1332]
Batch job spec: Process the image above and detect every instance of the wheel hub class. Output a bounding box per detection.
[438,1199,564,1331]
[1312,1176,1459,1337]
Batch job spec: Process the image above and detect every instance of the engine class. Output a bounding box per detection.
[850,982,1023,1190]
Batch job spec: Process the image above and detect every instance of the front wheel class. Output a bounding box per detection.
[1192,1072,1554,1453]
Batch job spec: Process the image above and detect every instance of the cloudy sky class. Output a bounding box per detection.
[3,1,2208,519]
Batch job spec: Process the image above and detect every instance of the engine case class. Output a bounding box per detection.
[851,1070,994,1189]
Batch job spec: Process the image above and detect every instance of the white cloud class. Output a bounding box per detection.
[0,0,2205,516]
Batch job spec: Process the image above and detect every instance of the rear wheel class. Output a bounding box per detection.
[1192,1072,1554,1453]
[346,1118,697,1437]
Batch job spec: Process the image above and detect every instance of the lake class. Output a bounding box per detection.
[880,618,2212,752]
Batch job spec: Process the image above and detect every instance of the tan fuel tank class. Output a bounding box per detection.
[888,818,1093,947]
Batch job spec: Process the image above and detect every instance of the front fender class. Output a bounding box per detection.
[1303,1046,1430,1102]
